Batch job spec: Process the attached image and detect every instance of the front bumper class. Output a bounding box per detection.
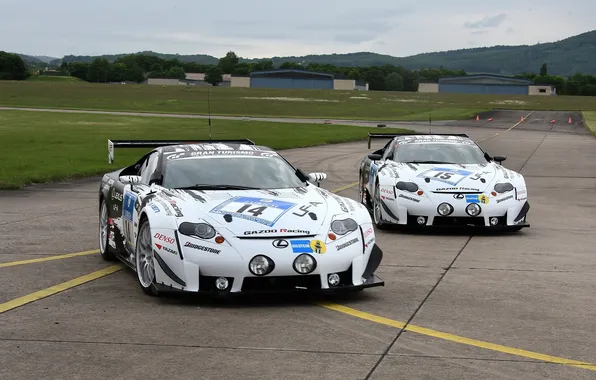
[380,190,530,229]
[151,234,385,295]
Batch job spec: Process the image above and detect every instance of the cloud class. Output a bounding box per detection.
[464,13,508,29]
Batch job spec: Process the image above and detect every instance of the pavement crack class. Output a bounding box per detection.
[362,235,474,380]
[519,134,547,173]
[451,266,594,274]
[0,206,93,227]
[0,337,380,356]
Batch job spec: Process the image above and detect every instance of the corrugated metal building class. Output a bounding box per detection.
[437,74,533,95]
[250,69,334,89]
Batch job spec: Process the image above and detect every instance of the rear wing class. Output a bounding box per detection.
[366,133,470,149]
[108,139,255,164]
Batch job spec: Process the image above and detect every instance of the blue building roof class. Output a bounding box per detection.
[438,74,533,85]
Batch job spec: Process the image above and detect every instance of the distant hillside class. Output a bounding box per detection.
[20,29,596,76]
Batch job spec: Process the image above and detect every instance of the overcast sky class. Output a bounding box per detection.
[1,0,594,59]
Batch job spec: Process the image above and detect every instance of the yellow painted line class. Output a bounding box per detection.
[331,181,359,193]
[318,303,596,371]
[0,250,99,268]
[0,264,124,314]
[477,111,534,142]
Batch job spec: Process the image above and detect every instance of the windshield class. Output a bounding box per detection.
[393,143,488,165]
[162,156,306,189]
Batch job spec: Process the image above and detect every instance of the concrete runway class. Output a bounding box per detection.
[1,110,595,380]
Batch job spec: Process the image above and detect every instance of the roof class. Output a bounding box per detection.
[393,134,474,145]
[249,69,334,79]
[438,74,533,85]
[161,142,279,160]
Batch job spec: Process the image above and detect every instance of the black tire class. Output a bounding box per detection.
[99,199,117,261]
[135,218,159,296]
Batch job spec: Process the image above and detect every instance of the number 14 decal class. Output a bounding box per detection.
[236,204,267,217]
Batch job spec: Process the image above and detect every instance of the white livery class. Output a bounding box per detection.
[99,139,384,296]
[358,133,530,230]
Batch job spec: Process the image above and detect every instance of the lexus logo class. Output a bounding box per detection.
[272,239,288,248]
[453,194,464,199]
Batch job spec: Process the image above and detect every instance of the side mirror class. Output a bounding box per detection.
[308,172,327,187]
[493,155,507,164]
[368,153,383,160]
[120,175,142,184]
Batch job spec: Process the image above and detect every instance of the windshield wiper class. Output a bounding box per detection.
[404,160,457,164]
[173,184,261,190]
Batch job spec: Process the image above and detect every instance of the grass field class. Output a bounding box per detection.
[0,110,411,189]
[583,111,596,135]
[2,81,595,121]
[25,75,83,83]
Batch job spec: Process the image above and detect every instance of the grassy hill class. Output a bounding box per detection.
[20,29,596,76]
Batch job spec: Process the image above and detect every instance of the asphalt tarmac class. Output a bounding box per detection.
[1,109,595,380]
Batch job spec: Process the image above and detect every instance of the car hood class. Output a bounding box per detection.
[389,162,499,193]
[152,186,337,236]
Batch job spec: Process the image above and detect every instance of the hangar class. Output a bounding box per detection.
[229,69,369,90]
[417,74,554,96]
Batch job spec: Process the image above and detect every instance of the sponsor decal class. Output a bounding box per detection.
[336,238,359,251]
[272,239,288,248]
[330,194,349,213]
[155,243,177,255]
[381,188,393,195]
[417,167,474,186]
[496,195,514,203]
[398,194,420,203]
[122,191,137,221]
[290,239,326,254]
[243,228,310,235]
[453,193,465,199]
[150,204,160,213]
[210,196,297,227]
[365,237,375,248]
[154,233,175,244]
[111,188,123,202]
[363,227,374,239]
[184,241,221,254]
[436,187,480,192]
[369,164,378,184]
[465,194,489,204]
[169,200,184,217]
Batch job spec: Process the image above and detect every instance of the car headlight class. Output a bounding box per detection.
[293,254,317,274]
[249,255,274,276]
[494,182,514,193]
[330,218,358,235]
[395,181,419,192]
[437,202,454,216]
[248,255,275,276]
[178,222,216,239]
[466,203,482,216]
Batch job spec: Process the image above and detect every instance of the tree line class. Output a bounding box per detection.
[2,50,596,95]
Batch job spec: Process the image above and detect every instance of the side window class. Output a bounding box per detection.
[140,152,159,184]
[382,143,395,161]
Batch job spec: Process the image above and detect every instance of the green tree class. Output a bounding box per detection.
[385,72,404,91]
[0,51,27,80]
[540,63,548,76]
[87,57,110,82]
[218,51,239,73]
[205,66,223,85]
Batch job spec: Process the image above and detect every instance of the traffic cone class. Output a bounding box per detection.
[520,115,524,122]
[488,117,493,122]
[551,119,556,123]
[568,116,572,124]
[476,115,480,121]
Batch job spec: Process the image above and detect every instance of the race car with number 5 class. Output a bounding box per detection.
[358,133,530,231]
[99,138,384,296]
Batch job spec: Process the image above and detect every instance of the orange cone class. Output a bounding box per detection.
[520,115,524,122]
[488,117,493,122]
[476,115,480,121]
[568,116,572,124]
[551,119,556,123]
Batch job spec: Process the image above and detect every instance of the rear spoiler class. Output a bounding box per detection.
[108,139,255,163]
[367,133,470,149]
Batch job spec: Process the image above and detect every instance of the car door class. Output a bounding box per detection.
[122,151,159,252]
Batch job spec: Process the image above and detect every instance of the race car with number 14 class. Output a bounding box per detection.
[358,133,530,231]
[98,138,384,296]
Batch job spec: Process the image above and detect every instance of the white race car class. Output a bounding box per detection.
[99,139,384,296]
[358,133,530,231]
